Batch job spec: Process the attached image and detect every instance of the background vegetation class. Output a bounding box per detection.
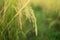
[0,0,60,40]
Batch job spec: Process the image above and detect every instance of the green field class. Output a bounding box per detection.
[0,0,60,40]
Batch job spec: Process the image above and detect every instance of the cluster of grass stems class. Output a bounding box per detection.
[0,0,37,40]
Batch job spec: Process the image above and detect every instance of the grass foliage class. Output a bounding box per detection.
[0,0,60,40]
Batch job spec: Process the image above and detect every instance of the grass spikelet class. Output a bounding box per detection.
[0,0,38,39]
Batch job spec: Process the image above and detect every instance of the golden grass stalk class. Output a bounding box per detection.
[1,0,38,36]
